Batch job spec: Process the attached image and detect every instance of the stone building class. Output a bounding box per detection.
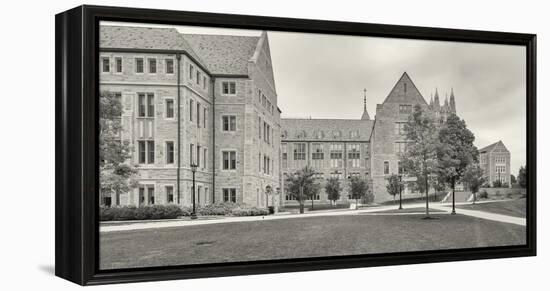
[479,141,512,187]
[281,72,458,203]
[100,26,280,208]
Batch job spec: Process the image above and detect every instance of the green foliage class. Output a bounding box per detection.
[100,91,139,205]
[478,190,489,199]
[196,202,267,216]
[100,205,184,221]
[437,114,478,189]
[518,166,527,188]
[386,174,403,197]
[285,166,320,210]
[401,104,440,197]
[492,179,503,188]
[510,174,517,184]
[325,177,341,203]
[349,176,370,202]
[463,164,485,194]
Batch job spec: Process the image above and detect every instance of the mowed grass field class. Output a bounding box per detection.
[100,213,526,270]
[457,199,526,218]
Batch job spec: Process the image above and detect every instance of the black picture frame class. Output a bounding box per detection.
[55,5,537,286]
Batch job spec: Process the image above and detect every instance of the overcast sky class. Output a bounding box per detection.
[104,22,527,175]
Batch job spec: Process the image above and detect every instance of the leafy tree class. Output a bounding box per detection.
[463,164,485,204]
[437,114,478,213]
[305,181,322,210]
[100,91,138,206]
[510,174,517,185]
[349,176,370,208]
[285,166,318,213]
[518,166,527,188]
[431,174,447,202]
[325,177,342,207]
[401,104,440,218]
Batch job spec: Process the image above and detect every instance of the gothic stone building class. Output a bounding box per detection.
[100,26,281,207]
[479,140,512,187]
[281,72,458,203]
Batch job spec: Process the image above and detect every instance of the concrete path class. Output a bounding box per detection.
[100,199,525,233]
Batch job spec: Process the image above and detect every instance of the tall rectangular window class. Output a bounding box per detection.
[222,81,237,95]
[394,122,406,135]
[258,117,262,139]
[138,140,154,164]
[196,71,201,85]
[197,102,201,128]
[203,148,207,170]
[203,76,207,89]
[223,188,237,203]
[294,143,306,160]
[101,57,110,72]
[330,144,343,168]
[115,57,122,73]
[139,187,145,206]
[189,64,194,80]
[189,99,194,122]
[165,99,174,118]
[222,116,236,131]
[384,161,390,175]
[138,93,146,117]
[135,58,144,73]
[147,94,154,117]
[347,144,361,168]
[148,58,157,73]
[394,142,406,154]
[165,59,174,74]
[147,186,155,205]
[222,151,237,170]
[398,160,404,174]
[203,108,207,128]
[147,141,155,164]
[166,141,174,164]
[196,145,201,168]
[281,143,288,168]
[311,143,324,169]
[166,186,174,203]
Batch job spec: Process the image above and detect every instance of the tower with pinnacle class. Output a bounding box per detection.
[361,88,371,120]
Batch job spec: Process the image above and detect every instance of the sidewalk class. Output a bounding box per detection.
[100,199,525,233]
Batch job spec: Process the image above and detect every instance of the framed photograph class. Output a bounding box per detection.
[55,5,536,285]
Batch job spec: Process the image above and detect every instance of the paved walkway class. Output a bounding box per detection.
[100,199,525,233]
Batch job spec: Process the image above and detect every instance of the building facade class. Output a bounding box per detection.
[479,141,512,187]
[100,26,280,208]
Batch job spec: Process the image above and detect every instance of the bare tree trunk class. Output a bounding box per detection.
[425,175,430,218]
[451,178,456,215]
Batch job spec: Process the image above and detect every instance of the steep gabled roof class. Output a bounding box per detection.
[100,26,208,69]
[382,72,428,105]
[280,118,374,142]
[479,140,508,153]
[181,34,260,75]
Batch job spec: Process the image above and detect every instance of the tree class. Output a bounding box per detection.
[518,166,527,188]
[492,179,503,188]
[100,91,139,206]
[386,174,403,208]
[510,174,517,185]
[437,114,478,214]
[305,181,322,210]
[463,164,485,204]
[349,176,370,209]
[325,177,342,207]
[285,166,319,214]
[401,104,440,218]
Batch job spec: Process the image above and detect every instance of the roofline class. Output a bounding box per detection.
[381,72,428,105]
[99,47,251,79]
[281,139,371,143]
[281,117,374,122]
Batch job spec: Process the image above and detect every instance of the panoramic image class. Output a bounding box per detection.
[98,22,527,270]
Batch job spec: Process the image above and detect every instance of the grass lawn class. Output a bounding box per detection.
[368,207,446,214]
[100,213,526,270]
[456,199,526,218]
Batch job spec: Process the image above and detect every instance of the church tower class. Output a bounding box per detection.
[361,88,371,120]
[450,88,456,113]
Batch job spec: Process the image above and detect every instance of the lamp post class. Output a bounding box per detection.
[190,162,198,220]
[398,174,403,210]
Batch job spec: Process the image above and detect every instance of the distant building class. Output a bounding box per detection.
[479,141,511,187]
[281,72,458,203]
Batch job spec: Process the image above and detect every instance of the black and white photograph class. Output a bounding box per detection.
[98,21,528,270]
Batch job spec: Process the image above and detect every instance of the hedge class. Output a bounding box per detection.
[100,202,268,221]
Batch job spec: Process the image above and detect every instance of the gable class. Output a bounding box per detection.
[382,72,428,105]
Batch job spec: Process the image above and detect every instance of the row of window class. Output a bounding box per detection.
[258,117,274,146]
[258,89,275,115]
[383,160,405,175]
[288,129,362,140]
[135,185,236,205]
[137,140,208,169]
[136,92,208,128]
[258,154,273,175]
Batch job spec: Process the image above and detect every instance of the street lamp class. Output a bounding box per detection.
[398,174,403,210]
[190,162,198,220]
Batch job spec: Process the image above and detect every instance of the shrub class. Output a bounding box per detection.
[478,190,489,199]
[100,204,184,221]
[231,206,268,216]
